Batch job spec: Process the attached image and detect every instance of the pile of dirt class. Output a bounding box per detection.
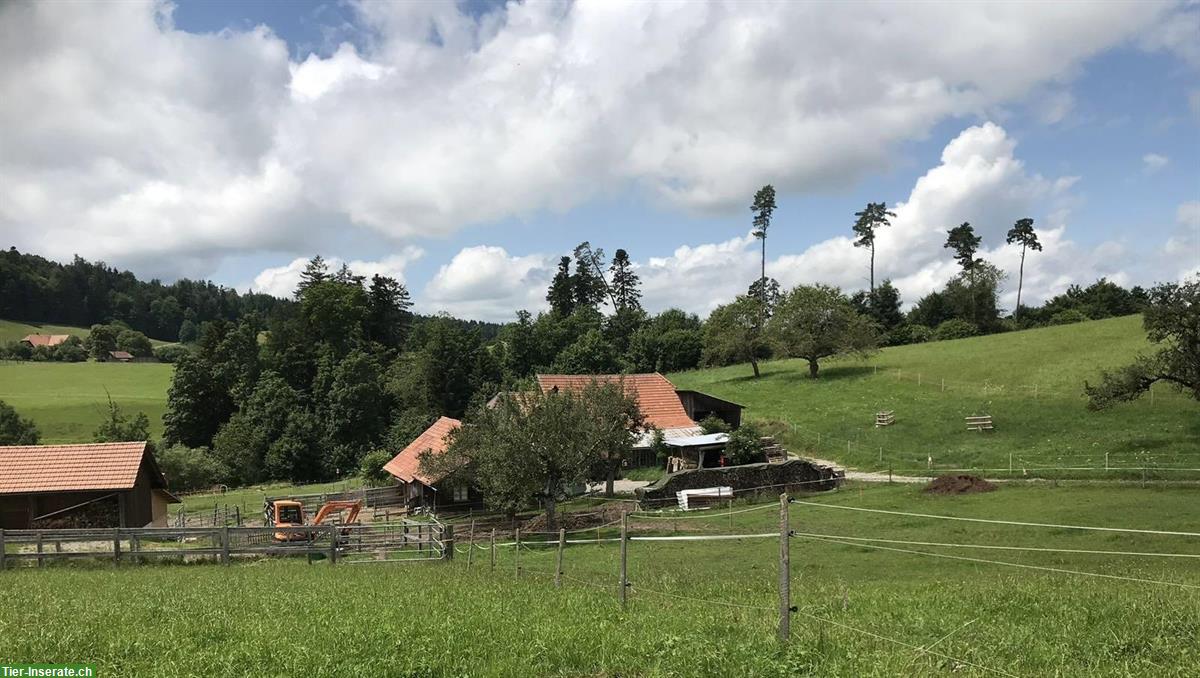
[923,474,996,495]
[522,502,632,533]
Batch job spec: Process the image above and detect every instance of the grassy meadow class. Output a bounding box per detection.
[671,315,1200,478]
[0,361,173,443]
[2,483,1198,675]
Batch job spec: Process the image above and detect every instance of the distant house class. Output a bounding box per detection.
[106,350,134,362]
[383,417,483,512]
[20,334,71,348]
[0,442,180,529]
[535,373,744,467]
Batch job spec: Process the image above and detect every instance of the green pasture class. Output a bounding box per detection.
[2,483,1198,675]
[0,319,91,344]
[671,315,1200,478]
[0,361,173,443]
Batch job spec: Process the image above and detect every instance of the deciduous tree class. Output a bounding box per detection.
[770,284,878,378]
[0,399,39,445]
[1086,280,1199,409]
[702,295,770,378]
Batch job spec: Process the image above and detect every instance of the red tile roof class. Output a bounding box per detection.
[22,334,70,347]
[535,373,697,430]
[0,442,157,494]
[108,350,134,360]
[383,417,462,486]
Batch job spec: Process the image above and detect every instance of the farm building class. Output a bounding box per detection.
[383,417,484,512]
[535,373,744,467]
[105,350,134,362]
[20,333,71,348]
[0,441,180,529]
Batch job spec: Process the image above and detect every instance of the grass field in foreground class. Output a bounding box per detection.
[1,483,1198,676]
[0,361,174,443]
[671,315,1200,479]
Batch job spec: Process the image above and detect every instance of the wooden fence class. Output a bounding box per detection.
[0,520,451,569]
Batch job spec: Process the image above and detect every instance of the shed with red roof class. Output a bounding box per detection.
[0,441,179,529]
[383,417,482,512]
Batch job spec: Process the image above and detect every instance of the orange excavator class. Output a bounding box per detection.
[265,499,363,542]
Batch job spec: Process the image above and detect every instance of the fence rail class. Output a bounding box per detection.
[0,520,451,570]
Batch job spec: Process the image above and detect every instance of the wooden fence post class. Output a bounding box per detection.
[132,532,141,566]
[490,528,496,570]
[555,528,565,588]
[443,524,454,561]
[467,520,475,569]
[113,529,121,567]
[515,528,521,577]
[778,493,791,645]
[36,531,44,568]
[619,512,628,611]
[0,530,6,571]
[221,527,230,565]
[328,525,338,565]
[728,499,734,534]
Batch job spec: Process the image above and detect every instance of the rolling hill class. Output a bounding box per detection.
[671,315,1200,478]
[0,319,93,344]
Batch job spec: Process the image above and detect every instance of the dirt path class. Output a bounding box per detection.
[802,455,933,484]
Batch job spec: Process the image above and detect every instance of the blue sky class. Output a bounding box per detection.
[2,1,1197,320]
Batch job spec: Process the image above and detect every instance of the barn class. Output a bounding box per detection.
[535,373,744,467]
[383,417,484,512]
[20,334,71,348]
[0,442,180,529]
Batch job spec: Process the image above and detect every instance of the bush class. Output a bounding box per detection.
[116,329,154,357]
[156,445,228,492]
[359,449,394,485]
[1048,309,1090,326]
[934,319,979,341]
[54,341,87,362]
[698,414,731,435]
[154,344,190,363]
[888,323,931,345]
[0,341,32,360]
[724,422,765,466]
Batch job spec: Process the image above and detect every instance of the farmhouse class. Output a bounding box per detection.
[535,373,744,467]
[20,333,71,348]
[105,350,134,362]
[383,417,484,512]
[0,441,180,529]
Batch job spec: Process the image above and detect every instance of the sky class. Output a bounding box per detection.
[0,0,1197,322]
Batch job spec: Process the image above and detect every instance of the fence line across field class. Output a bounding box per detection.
[791,531,1200,559]
[789,500,1200,537]
[801,534,1200,590]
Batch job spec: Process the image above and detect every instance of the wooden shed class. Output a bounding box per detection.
[383,417,484,513]
[0,442,180,529]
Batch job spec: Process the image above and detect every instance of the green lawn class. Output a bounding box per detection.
[2,483,1198,675]
[0,361,173,443]
[671,315,1200,479]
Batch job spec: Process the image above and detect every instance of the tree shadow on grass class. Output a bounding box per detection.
[713,363,874,386]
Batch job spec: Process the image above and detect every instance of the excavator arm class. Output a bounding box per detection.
[310,500,363,526]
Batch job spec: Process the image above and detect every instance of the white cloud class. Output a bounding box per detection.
[1142,153,1170,173]
[251,248,424,299]
[426,122,1152,320]
[421,246,554,321]
[0,0,1181,279]
[1165,201,1200,281]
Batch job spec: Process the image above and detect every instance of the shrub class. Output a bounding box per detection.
[934,319,979,341]
[156,445,228,492]
[116,329,154,357]
[888,323,931,345]
[0,341,32,360]
[359,449,395,485]
[698,414,731,435]
[54,341,87,362]
[1048,309,1090,326]
[154,344,190,363]
[723,422,765,466]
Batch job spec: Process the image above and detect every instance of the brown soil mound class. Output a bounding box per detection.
[522,502,632,532]
[923,474,996,495]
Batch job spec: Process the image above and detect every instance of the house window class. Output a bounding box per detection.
[453,485,470,503]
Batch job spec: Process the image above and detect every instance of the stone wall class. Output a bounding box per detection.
[636,458,843,505]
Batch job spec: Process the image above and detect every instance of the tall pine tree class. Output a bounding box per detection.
[609,248,642,312]
[547,256,575,316]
